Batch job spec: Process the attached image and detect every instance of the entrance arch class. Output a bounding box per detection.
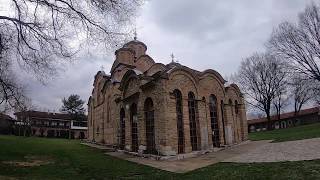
[120,108,125,150]
[144,98,156,154]
[209,95,220,147]
[130,103,138,152]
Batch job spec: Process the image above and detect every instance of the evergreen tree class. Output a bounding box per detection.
[61,94,86,121]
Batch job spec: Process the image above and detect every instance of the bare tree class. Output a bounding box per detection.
[13,97,35,136]
[272,87,289,121]
[0,0,143,108]
[289,75,313,116]
[0,58,27,111]
[312,81,320,105]
[237,53,288,130]
[269,3,320,82]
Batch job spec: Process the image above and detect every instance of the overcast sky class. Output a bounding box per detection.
[23,0,313,112]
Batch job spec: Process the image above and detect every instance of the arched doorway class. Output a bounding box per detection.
[174,89,184,154]
[120,108,126,150]
[130,103,138,152]
[188,92,199,151]
[144,98,156,154]
[209,95,220,147]
[280,121,287,129]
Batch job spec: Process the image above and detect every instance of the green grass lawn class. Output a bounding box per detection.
[0,135,320,180]
[249,123,320,142]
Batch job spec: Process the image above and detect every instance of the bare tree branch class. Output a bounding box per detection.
[0,0,143,109]
[237,53,288,130]
[269,3,320,82]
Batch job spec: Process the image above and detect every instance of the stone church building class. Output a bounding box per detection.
[88,37,248,156]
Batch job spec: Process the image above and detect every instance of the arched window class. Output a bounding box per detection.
[107,96,111,123]
[97,81,104,104]
[96,126,100,134]
[235,100,239,114]
[144,98,156,154]
[120,108,125,150]
[174,89,184,154]
[130,103,138,152]
[188,92,199,151]
[229,99,234,116]
[209,95,220,147]
[220,100,226,144]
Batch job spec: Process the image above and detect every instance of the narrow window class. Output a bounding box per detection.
[144,98,156,154]
[174,89,184,154]
[130,103,138,152]
[188,92,199,151]
[209,95,220,147]
[120,108,125,150]
[235,100,239,114]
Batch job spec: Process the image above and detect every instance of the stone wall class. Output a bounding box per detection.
[88,39,248,156]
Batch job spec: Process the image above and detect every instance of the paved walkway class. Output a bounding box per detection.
[84,138,320,173]
[224,138,320,163]
[81,142,115,151]
[105,140,269,173]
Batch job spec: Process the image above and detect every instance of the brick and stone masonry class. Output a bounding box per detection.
[88,37,248,156]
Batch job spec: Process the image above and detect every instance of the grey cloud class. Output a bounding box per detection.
[19,0,316,112]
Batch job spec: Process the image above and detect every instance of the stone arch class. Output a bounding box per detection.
[200,69,226,85]
[200,74,226,96]
[168,68,199,96]
[119,70,140,99]
[119,70,138,90]
[225,84,243,105]
[228,84,243,100]
[144,97,156,154]
[135,55,155,72]
[145,63,166,76]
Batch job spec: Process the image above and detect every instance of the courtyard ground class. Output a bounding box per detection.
[1,135,320,179]
[249,122,320,142]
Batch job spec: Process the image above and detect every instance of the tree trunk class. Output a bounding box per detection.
[267,113,272,130]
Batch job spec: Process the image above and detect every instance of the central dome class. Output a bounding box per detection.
[123,39,147,58]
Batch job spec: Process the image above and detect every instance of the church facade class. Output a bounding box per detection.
[87,38,248,156]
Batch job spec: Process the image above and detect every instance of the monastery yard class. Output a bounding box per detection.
[1,123,320,180]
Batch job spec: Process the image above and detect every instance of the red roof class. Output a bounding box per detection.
[14,111,74,121]
[0,113,14,121]
[248,106,320,125]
